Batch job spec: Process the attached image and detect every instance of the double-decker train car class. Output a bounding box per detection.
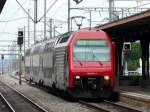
[25,29,115,98]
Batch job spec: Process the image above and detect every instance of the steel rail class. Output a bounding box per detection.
[0,93,16,112]
[103,100,142,112]
[79,100,109,112]
[10,73,143,112]
[0,81,48,112]
[79,100,143,112]
[10,74,143,112]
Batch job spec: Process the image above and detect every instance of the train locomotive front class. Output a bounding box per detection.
[25,29,115,99]
[66,30,115,98]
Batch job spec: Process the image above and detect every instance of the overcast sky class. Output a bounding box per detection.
[0,0,150,59]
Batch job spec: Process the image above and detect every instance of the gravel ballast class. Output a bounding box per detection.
[0,75,94,112]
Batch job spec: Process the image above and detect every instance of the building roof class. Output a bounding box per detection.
[96,10,150,42]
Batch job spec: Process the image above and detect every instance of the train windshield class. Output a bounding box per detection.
[73,39,110,62]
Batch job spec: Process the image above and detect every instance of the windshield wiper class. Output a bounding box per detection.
[73,55,83,66]
[91,51,103,66]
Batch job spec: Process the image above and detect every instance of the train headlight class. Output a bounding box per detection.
[104,76,110,80]
[75,75,80,79]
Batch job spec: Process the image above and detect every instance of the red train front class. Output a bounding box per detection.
[67,29,115,98]
[25,29,115,99]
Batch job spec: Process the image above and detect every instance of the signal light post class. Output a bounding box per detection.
[17,30,23,85]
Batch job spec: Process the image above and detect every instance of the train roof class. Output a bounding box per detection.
[25,29,106,55]
[25,32,73,55]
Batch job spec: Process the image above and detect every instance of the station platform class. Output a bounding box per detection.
[116,86,150,111]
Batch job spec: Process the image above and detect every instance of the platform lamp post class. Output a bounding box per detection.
[71,16,85,30]
[68,0,83,32]
[17,30,24,85]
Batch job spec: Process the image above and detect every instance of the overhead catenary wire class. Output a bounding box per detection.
[16,0,35,23]
[10,0,28,18]
[38,0,59,22]
[50,0,65,17]
[0,17,28,23]
[0,0,28,32]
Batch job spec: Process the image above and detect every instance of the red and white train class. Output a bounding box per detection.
[25,29,115,98]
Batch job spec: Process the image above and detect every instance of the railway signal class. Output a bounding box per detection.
[17,30,23,85]
[17,30,24,45]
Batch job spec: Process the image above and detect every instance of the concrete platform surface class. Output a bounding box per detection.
[117,86,150,111]
[118,86,150,96]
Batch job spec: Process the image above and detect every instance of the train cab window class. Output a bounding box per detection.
[57,32,72,44]
[73,39,110,62]
[59,36,69,43]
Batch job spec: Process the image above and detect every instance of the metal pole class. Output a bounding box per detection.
[121,8,124,18]
[28,9,30,47]
[44,0,46,40]
[68,0,70,32]
[34,0,38,44]
[9,46,11,73]
[23,26,26,76]
[49,19,52,38]
[109,0,114,21]
[71,18,72,31]
[89,10,92,29]
[8,45,10,73]
[23,26,25,57]
[19,45,22,85]
[53,26,56,37]
[2,58,3,75]
[109,0,111,21]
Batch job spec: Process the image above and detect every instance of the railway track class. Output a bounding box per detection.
[0,81,48,112]
[0,93,15,112]
[79,100,143,112]
[9,74,145,112]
